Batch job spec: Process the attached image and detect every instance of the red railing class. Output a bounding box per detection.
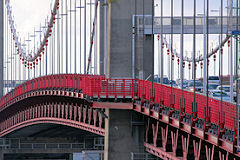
[0,74,237,130]
[138,80,236,130]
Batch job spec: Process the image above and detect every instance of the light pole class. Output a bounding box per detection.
[5,61,10,93]
[30,32,36,78]
[76,4,84,74]
[26,34,31,80]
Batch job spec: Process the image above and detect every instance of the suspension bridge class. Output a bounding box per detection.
[0,0,240,159]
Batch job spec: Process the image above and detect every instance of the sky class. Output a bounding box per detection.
[3,0,235,87]
[5,0,96,86]
[10,0,52,39]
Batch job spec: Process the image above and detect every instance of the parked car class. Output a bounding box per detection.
[154,76,170,85]
[176,79,188,89]
[209,90,230,102]
[208,76,220,84]
[217,85,230,93]
[169,80,178,88]
[217,85,237,101]
[233,79,240,92]
[187,81,203,92]
[208,83,219,91]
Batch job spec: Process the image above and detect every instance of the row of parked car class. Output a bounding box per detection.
[154,76,236,102]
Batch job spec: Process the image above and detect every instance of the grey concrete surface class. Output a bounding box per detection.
[104,109,144,160]
[100,0,153,79]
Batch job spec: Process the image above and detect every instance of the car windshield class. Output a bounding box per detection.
[212,92,228,97]
[208,84,218,90]
[219,87,230,92]
[188,82,203,87]
[209,76,219,80]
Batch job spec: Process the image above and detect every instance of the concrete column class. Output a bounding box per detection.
[99,0,106,75]
[104,109,144,160]
[0,0,4,97]
[0,151,4,160]
[100,0,153,79]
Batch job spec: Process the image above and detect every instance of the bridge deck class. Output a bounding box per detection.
[0,74,236,130]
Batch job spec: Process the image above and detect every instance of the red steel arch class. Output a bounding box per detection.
[0,101,104,137]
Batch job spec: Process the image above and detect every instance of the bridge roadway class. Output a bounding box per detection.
[0,74,239,159]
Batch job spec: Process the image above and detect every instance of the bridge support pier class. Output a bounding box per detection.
[104,109,144,160]
[0,152,3,160]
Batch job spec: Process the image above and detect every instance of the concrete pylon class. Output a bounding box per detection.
[104,109,144,160]
[0,0,4,97]
[100,0,153,79]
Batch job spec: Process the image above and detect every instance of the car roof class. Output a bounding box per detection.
[209,90,227,93]
[209,83,219,85]
[217,85,230,87]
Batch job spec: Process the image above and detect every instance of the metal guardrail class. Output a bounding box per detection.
[0,137,104,150]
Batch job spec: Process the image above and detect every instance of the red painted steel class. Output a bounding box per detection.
[137,79,237,129]
[0,102,104,137]
[0,74,238,131]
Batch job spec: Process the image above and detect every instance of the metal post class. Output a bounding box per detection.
[61,1,64,74]
[45,20,48,76]
[66,0,68,74]
[0,0,3,97]
[94,3,98,75]
[170,0,173,93]
[230,36,233,102]
[79,0,82,74]
[52,24,55,74]
[74,0,77,74]
[180,0,184,90]
[39,24,42,76]
[151,0,154,98]
[84,0,87,74]
[70,0,72,73]
[6,8,8,93]
[160,0,163,85]
[57,6,60,74]
[90,0,92,74]
[19,39,21,85]
[168,35,170,80]
[33,28,36,78]
[236,0,240,149]
[11,32,13,86]
[220,0,223,125]
[103,0,107,75]
[203,0,207,94]
[132,15,135,79]
[193,0,196,111]
[158,34,160,77]
[27,33,30,80]
[206,0,209,116]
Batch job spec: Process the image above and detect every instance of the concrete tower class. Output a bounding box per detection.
[100,0,153,80]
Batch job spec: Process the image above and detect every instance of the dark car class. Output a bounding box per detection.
[154,77,170,85]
